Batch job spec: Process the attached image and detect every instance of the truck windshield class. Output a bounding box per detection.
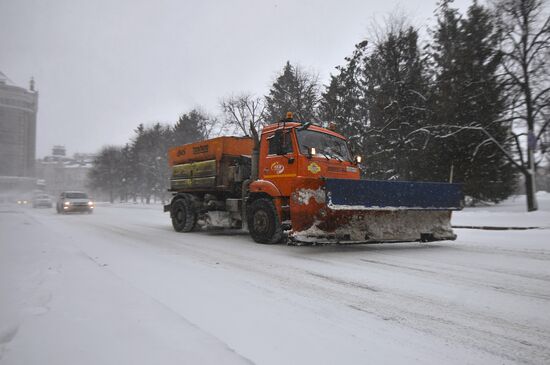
[296,130,352,162]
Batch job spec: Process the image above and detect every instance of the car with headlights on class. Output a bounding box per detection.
[32,194,53,208]
[56,191,94,214]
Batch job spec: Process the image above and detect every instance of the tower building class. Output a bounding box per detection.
[0,70,39,177]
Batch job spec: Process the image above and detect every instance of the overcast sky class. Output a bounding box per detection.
[1,0,472,157]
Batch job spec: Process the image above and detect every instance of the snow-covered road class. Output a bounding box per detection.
[1,200,550,364]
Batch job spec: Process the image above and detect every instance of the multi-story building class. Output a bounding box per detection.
[0,71,39,201]
[36,146,95,196]
[0,70,38,178]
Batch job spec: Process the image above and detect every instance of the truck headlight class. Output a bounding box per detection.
[64,201,70,206]
[88,201,94,206]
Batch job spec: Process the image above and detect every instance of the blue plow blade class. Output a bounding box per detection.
[325,179,463,210]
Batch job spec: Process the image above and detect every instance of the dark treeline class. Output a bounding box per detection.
[88,111,213,203]
[89,0,549,211]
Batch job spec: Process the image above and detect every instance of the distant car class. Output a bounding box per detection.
[56,191,94,214]
[33,194,53,208]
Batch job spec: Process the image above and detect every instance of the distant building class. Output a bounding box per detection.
[0,70,38,177]
[52,145,66,157]
[36,146,96,196]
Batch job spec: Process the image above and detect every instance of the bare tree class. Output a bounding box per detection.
[495,0,550,211]
[220,93,267,136]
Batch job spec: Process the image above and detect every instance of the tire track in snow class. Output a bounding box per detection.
[300,265,550,365]
[44,208,550,365]
[359,258,550,301]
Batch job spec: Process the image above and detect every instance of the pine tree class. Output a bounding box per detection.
[132,123,172,204]
[362,26,431,181]
[460,2,517,202]
[265,61,319,123]
[425,1,462,184]
[429,1,517,203]
[172,109,208,146]
[319,41,369,156]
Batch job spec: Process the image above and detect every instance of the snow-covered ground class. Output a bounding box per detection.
[454,192,550,229]
[1,194,549,364]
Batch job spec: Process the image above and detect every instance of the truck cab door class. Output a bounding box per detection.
[259,129,297,197]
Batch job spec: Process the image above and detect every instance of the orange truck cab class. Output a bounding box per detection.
[254,122,360,194]
[165,116,462,245]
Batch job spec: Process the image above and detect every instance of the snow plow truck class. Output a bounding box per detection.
[164,113,463,244]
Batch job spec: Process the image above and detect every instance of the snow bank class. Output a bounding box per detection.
[453,193,550,228]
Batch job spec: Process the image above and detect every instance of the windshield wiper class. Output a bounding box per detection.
[325,149,343,162]
[318,150,331,160]
[331,153,343,162]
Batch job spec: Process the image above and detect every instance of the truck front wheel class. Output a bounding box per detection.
[171,198,196,232]
[248,198,283,244]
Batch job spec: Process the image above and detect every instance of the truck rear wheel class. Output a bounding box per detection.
[248,198,283,244]
[171,198,196,232]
